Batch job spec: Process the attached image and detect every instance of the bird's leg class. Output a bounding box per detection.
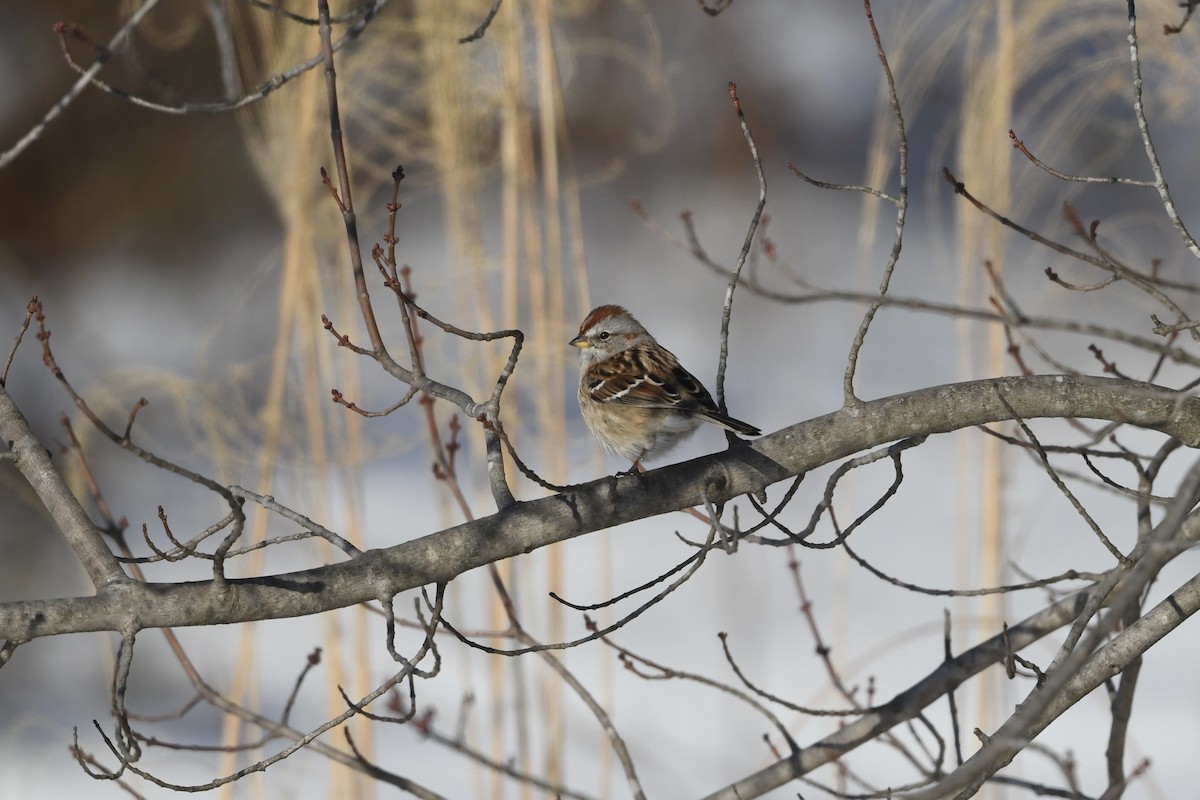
[616,454,647,478]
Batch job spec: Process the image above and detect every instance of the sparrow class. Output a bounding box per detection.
[570,304,760,467]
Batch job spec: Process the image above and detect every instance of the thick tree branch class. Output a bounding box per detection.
[2,374,1199,641]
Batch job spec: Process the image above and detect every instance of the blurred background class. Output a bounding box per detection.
[2,0,1199,797]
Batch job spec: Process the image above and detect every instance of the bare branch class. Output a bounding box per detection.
[0,0,164,169]
[842,0,908,404]
[0,380,125,589]
[1,297,38,386]
[1125,0,1200,260]
[788,162,901,206]
[458,0,504,43]
[46,2,391,117]
[714,82,766,415]
[1008,130,1154,186]
[703,544,1200,799]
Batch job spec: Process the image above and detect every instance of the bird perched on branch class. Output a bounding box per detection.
[570,304,760,469]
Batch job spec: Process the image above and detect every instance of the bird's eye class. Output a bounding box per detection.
[598,332,610,340]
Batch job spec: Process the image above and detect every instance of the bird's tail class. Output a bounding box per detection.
[702,410,761,437]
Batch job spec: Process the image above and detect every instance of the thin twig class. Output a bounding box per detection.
[612,635,802,750]
[714,82,766,415]
[342,730,448,799]
[440,525,721,657]
[788,162,901,205]
[994,389,1130,564]
[1125,0,1200,261]
[458,0,504,43]
[1164,0,1197,33]
[47,2,390,117]
[0,0,164,169]
[843,0,908,404]
[1,296,38,386]
[1008,130,1154,186]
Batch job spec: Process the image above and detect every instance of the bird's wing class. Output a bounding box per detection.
[585,346,762,436]
[585,346,715,412]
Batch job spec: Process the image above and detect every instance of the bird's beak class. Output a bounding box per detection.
[569,334,589,349]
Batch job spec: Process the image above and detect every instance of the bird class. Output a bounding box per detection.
[570,304,760,469]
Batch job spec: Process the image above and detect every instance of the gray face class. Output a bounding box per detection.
[571,309,649,367]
